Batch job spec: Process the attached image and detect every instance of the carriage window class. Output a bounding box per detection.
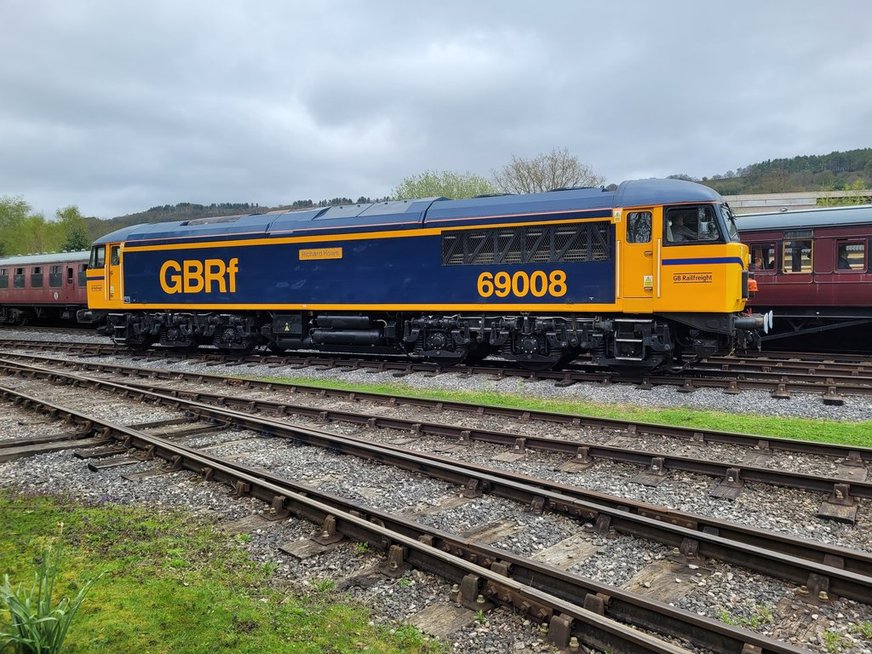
[49,265,63,287]
[90,245,105,268]
[836,241,865,271]
[750,243,775,272]
[626,211,652,244]
[782,240,813,273]
[665,205,720,244]
[0,269,7,289]
[31,266,43,288]
[13,267,24,288]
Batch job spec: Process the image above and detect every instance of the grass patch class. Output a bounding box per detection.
[251,375,872,448]
[0,492,439,653]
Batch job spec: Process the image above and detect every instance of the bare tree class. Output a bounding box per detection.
[492,148,605,194]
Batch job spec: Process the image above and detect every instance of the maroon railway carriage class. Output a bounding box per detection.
[738,205,872,341]
[0,251,89,325]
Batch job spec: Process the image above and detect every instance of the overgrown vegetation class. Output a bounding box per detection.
[0,493,439,653]
[252,375,872,447]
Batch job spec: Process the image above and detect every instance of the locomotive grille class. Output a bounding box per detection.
[442,221,611,266]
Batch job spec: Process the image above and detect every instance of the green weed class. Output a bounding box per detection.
[824,629,846,653]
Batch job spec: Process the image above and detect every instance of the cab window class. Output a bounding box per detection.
[665,206,721,244]
[782,240,813,273]
[626,211,652,243]
[110,247,120,266]
[90,246,106,268]
[750,243,776,272]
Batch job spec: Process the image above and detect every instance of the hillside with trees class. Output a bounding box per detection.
[673,147,872,195]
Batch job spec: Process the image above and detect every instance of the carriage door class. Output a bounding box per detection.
[107,244,121,301]
[621,209,659,311]
[63,265,75,302]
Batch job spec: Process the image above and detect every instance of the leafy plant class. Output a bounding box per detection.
[853,621,872,639]
[0,538,101,654]
[353,542,370,555]
[475,609,487,625]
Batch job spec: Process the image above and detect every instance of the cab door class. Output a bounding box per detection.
[620,208,660,312]
[107,244,122,301]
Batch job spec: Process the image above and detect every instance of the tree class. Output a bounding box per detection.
[393,170,496,200]
[56,206,92,251]
[0,196,36,255]
[492,148,604,194]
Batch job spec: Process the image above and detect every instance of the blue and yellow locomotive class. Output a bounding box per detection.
[83,178,765,368]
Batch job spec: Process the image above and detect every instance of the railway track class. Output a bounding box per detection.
[1,356,870,589]
[2,351,869,520]
[3,336,872,402]
[0,362,859,654]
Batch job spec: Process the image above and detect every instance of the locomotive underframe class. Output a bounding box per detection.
[103,309,749,369]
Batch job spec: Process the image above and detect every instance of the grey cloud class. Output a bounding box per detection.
[1,0,870,218]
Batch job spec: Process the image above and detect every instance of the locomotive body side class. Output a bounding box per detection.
[87,179,759,368]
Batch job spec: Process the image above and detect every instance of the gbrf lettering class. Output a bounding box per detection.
[160,257,238,294]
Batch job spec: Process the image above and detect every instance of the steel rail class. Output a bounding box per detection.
[0,381,811,654]
[1,358,870,605]
[4,350,872,463]
[4,338,872,398]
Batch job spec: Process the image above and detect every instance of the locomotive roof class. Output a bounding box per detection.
[736,204,872,232]
[92,179,725,246]
[0,251,89,266]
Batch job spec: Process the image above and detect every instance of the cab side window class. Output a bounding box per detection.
[110,247,120,266]
[665,206,721,244]
[90,246,106,268]
[626,211,652,243]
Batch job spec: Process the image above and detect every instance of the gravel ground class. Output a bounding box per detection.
[2,332,872,653]
[3,345,869,552]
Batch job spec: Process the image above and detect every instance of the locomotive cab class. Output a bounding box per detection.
[614,199,758,363]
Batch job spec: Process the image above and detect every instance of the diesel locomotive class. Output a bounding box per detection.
[82,179,765,369]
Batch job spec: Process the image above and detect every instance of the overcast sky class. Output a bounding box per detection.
[1,1,870,219]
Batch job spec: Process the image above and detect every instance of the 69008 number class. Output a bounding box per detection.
[476,270,567,299]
